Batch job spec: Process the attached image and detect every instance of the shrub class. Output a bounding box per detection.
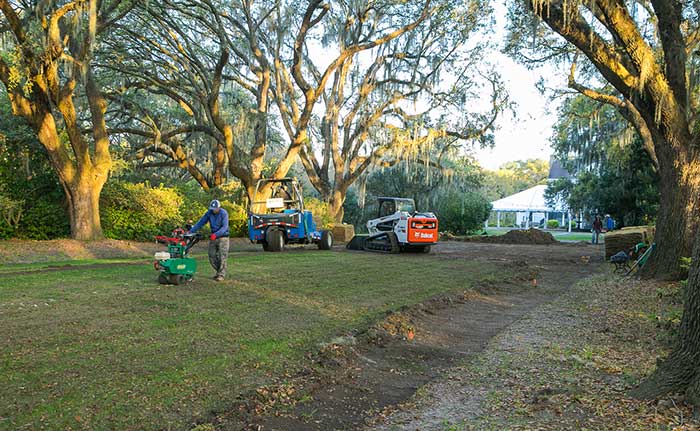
[18,199,70,240]
[0,194,22,239]
[0,192,70,240]
[219,200,248,237]
[101,182,184,241]
[304,197,335,229]
[680,257,691,272]
[0,220,15,239]
[0,194,23,228]
[436,191,492,235]
[546,219,560,229]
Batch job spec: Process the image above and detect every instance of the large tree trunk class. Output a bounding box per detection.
[646,166,700,280]
[32,106,109,241]
[65,181,105,240]
[326,188,348,224]
[632,229,700,408]
[643,131,700,280]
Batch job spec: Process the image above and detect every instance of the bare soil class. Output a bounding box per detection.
[221,241,604,430]
[368,272,695,430]
[0,238,163,264]
[0,238,262,265]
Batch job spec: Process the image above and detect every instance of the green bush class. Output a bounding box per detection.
[436,191,492,235]
[19,199,70,240]
[219,200,248,237]
[680,257,691,272]
[0,220,15,239]
[0,194,21,239]
[546,219,560,229]
[0,194,69,240]
[100,181,251,241]
[101,182,184,241]
[304,197,335,229]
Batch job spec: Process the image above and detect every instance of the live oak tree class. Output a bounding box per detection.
[512,0,700,407]
[108,0,505,216]
[225,0,466,205]
[510,0,699,281]
[106,0,439,203]
[0,1,133,240]
[297,0,508,221]
[102,0,246,192]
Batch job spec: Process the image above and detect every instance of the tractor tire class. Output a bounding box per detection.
[318,230,333,250]
[388,232,400,254]
[158,273,169,284]
[169,274,184,285]
[262,240,270,252]
[267,229,285,252]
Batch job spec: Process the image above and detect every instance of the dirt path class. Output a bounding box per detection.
[250,242,603,430]
[368,272,696,431]
[365,269,591,431]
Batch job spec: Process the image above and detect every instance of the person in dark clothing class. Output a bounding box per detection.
[190,200,230,281]
[592,215,603,245]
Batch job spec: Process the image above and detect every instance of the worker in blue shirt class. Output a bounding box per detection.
[605,215,615,232]
[190,200,230,281]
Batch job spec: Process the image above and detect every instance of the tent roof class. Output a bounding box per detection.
[491,184,566,212]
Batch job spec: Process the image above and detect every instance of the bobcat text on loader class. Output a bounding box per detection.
[247,177,333,252]
[346,197,439,253]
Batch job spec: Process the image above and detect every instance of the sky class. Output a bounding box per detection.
[472,55,560,170]
[472,0,563,171]
[304,0,565,172]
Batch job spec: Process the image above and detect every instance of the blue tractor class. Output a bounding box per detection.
[248,177,333,252]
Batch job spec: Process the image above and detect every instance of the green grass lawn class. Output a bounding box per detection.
[0,250,510,430]
[481,228,603,243]
[0,257,147,274]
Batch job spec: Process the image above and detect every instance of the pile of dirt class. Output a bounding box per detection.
[474,228,559,245]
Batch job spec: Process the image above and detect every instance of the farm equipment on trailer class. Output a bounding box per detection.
[154,228,202,285]
[346,197,439,253]
[248,177,333,252]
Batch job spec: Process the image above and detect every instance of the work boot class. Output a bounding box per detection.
[214,275,224,282]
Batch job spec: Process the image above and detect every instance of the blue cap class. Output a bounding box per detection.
[209,199,221,209]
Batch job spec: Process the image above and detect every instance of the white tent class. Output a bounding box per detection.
[489,185,571,231]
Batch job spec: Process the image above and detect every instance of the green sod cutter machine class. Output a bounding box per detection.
[154,228,202,285]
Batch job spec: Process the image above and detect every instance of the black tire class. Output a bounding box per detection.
[267,229,285,252]
[318,230,333,250]
[387,232,400,254]
[169,274,184,285]
[421,245,431,254]
[158,273,169,284]
[262,241,270,252]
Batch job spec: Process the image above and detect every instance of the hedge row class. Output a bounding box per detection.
[0,181,249,241]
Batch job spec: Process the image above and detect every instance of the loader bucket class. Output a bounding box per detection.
[345,234,368,250]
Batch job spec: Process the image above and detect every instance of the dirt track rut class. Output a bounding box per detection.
[253,242,603,431]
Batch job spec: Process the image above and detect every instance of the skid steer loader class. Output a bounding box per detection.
[346,197,438,253]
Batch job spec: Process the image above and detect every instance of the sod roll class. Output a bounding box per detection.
[604,226,655,259]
